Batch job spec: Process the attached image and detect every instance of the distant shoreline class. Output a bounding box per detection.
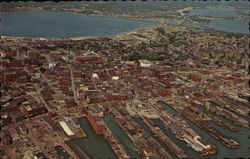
[0,10,248,40]
[0,10,164,23]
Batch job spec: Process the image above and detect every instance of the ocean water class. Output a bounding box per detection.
[0,12,158,38]
[0,11,248,38]
[204,19,249,34]
[187,7,249,34]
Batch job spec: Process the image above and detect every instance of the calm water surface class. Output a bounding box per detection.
[187,7,249,34]
[103,115,140,159]
[204,20,249,34]
[160,102,250,158]
[72,118,116,159]
[133,117,177,159]
[0,12,159,38]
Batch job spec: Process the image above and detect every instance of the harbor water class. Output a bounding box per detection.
[103,114,140,159]
[0,9,248,38]
[72,105,249,159]
[72,117,116,159]
[159,102,250,158]
[133,117,177,159]
[187,7,249,34]
[203,20,249,34]
[0,12,158,38]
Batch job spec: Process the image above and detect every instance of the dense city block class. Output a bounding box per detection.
[1,24,249,159]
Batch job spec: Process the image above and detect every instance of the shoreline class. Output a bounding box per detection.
[0,10,164,23]
[0,10,248,40]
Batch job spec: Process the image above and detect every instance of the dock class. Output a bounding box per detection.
[141,116,187,159]
[65,140,90,159]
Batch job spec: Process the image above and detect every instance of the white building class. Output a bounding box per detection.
[92,73,99,78]
[112,76,119,80]
[48,63,56,69]
[59,121,74,136]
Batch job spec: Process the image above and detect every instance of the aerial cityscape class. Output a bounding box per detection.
[0,1,249,159]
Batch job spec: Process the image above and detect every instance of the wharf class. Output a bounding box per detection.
[63,116,87,138]
[160,101,240,149]
[104,128,131,159]
[200,121,240,149]
[141,116,187,159]
[208,100,249,128]
[191,102,240,134]
[157,100,219,156]
[65,140,90,159]
[74,128,86,138]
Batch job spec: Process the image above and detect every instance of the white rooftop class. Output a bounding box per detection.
[59,121,74,136]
